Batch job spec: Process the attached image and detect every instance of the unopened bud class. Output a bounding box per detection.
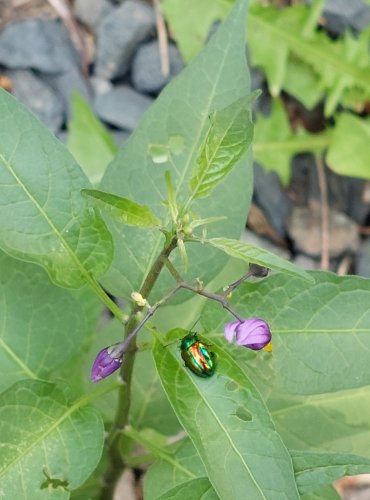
[131,291,147,307]
[249,264,269,278]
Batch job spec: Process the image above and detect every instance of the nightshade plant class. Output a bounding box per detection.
[1,1,370,499]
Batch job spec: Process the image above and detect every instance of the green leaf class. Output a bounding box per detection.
[248,4,370,116]
[253,99,330,185]
[270,387,370,460]
[0,89,113,288]
[301,485,341,500]
[188,94,256,201]
[326,113,370,180]
[99,0,254,301]
[165,171,179,223]
[161,0,230,62]
[202,271,370,395]
[199,236,314,282]
[0,380,104,499]
[67,92,118,185]
[0,252,99,392]
[81,189,161,228]
[152,335,300,499]
[144,437,216,499]
[292,450,370,495]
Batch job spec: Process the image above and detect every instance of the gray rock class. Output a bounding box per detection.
[132,41,184,94]
[94,85,153,130]
[355,238,370,278]
[45,67,92,119]
[253,163,291,238]
[95,0,155,80]
[0,18,80,74]
[90,75,113,95]
[73,0,113,32]
[287,206,359,257]
[307,0,370,35]
[109,129,131,147]
[7,70,64,133]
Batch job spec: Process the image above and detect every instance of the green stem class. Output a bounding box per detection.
[86,274,125,323]
[100,237,178,499]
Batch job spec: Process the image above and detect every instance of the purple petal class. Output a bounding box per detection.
[235,318,271,350]
[224,321,240,343]
[90,346,122,383]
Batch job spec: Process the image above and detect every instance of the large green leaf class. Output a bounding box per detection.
[189,94,255,200]
[0,380,104,499]
[0,252,99,392]
[267,386,370,471]
[301,485,340,500]
[200,236,314,282]
[99,0,254,301]
[0,89,113,288]
[326,113,370,180]
[152,335,300,499]
[292,450,370,495]
[202,271,370,395]
[67,93,118,185]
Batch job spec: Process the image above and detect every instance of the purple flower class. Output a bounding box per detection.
[90,344,123,383]
[224,318,271,351]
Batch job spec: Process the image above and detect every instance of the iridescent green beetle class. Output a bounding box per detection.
[180,333,216,377]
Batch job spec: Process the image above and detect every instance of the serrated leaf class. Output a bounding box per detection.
[82,189,161,228]
[248,4,370,116]
[67,92,118,185]
[253,99,330,185]
[189,94,256,200]
[152,335,300,499]
[0,89,113,288]
[292,450,370,495]
[0,252,99,392]
[0,380,104,499]
[326,113,370,180]
[99,0,254,301]
[200,236,314,282]
[202,271,370,395]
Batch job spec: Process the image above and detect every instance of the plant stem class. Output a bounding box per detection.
[86,274,125,323]
[100,237,177,499]
[165,259,244,322]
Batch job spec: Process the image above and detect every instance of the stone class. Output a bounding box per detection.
[0,18,80,74]
[95,0,155,80]
[94,85,153,130]
[307,0,370,35]
[253,163,291,238]
[6,70,64,133]
[74,0,113,32]
[44,67,92,120]
[287,206,359,257]
[131,41,184,94]
[90,76,113,96]
[293,254,320,271]
[355,238,370,278]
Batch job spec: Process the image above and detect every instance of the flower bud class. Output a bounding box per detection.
[224,318,271,351]
[90,344,123,382]
[131,291,147,307]
[249,264,269,278]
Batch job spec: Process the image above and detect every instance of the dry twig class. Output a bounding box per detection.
[152,0,170,77]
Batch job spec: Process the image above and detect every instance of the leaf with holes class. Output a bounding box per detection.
[152,334,300,499]
[0,89,113,288]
